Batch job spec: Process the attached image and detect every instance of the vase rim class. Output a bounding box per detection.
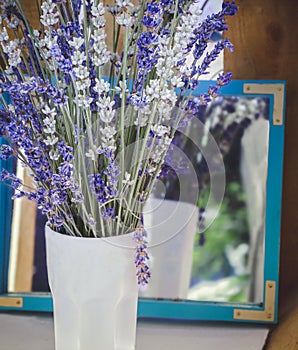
[45,224,136,249]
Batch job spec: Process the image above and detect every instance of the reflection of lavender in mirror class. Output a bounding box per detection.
[154,96,269,241]
[157,96,269,197]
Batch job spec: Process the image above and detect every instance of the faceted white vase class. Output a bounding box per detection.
[141,198,199,299]
[45,225,138,350]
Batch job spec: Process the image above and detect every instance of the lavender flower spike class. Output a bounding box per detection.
[0,144,14,160]
[133,225,151,285]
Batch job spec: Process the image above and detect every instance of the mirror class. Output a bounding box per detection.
[140,94,269,304]
[0,80,285,323]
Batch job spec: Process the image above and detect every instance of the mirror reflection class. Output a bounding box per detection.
[6,94,269,305]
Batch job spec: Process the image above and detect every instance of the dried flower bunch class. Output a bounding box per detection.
[0,0,237,284]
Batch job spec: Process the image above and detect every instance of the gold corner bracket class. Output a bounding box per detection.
[0,297,23,308]
[243,83,285,126]
[233,281,276,322]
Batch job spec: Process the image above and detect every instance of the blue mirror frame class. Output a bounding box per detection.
[0,80,286,323]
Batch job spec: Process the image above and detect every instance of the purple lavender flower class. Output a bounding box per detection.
[217,72,233,87]
[137,32,158,48]
[222,1,238,16]
[146,3,163,16]
[133,225,151,285]
[207,85,219,98]
[58,142,74,162]
[35,188,55,214]
[0,144,14,159]
[187,1,238,64]
[196,39,234,74]
[88,173,107,204]
[0,168,10,181]
[127,94,150,108]
[49,213,65,227]
[0,168,22,189]
[0,108,10,136]
[72,0,83,21]
[185,74,233,117]
[89,60,99,112]
[161,0,174,5]
[50,44,73,76]
[142,15,162,28]
[101,207,116,220]
[51,188,68,205]
[101,148,120,197]
[134,1,164,92]
[57,163,74,187]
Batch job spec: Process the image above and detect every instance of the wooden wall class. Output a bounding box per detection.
[225,0,298,310]
[20,0,40,29]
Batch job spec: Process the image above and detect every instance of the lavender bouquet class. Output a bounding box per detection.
[0,0,237,284]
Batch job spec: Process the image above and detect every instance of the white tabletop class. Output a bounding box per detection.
[0,312,269,350]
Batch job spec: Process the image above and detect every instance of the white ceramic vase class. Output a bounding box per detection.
[45,225,138,350]
[141,198,199,299]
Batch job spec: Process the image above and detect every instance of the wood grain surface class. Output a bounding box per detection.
[20,0,40,29]
[225,0,298,305]
[225,1,298,348]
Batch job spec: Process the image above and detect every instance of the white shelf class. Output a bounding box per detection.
[0,313,269,350]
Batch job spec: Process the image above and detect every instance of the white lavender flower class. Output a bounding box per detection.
[85,149,96,161]
[74,65,89,81]
[6,16,20,29]
[91,3,105,17]
[92,16,105,29]
[151,124,170,137]
[8,48,21,67]
[170,76,184,88]
[100,126,117,146]
[94,78,110,95]
[90,3,110,67]
[42,104,59,148]
[37,30,57,71]
[153,5,202,85]
[134,112,149,127]
[74,94,93,107]
[49,149,60,161]
[69,37,85,50]
[122,172,134,186]
[42,104,56,118]
[115,81,128,99]
[116,0,134,7]
[87,214,96,228]
[76,79,91,91]
[71,50,91,90]
[99,108,115,124]
[43,116,56,134]
[96,96,115,123]
[0,27,8,42]
[145,79,161,100]
[116,13,134,27]
[92,29,107,45]
[1,39,21,68]
[40,0,59,27]
[44,135,59,146]
[72,51,86,66]
[148,135,172,173]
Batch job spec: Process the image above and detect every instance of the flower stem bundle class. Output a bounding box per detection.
[0,0,237,284]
